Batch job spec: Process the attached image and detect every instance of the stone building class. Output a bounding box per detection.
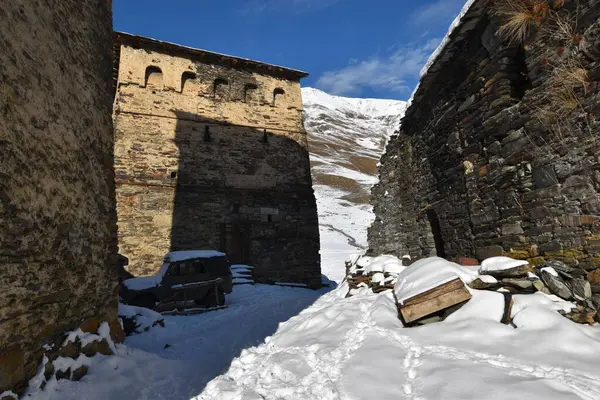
[0,1,122,395]
[369,0,600,267]
[113,33,321,287]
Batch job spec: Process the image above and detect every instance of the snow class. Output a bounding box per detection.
[0,391,18,399]
[233,278,254,285]
[197,272,600,400]
[231,264,253,270]
[118,302,164,333]
[25,284,327,400]
[480,256,530,272]
[23,254,600,400]
[122,263,169,290]
[479,274,498,283]
[62,322,116,354]
[303,88,406,283]
[164,250,225,262]
[350,254,406,276]
[542,266,560,277]
[394,257,479,304]
[302,87,406,119]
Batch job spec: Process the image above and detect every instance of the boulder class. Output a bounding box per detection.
[501,278,534,291]
[571,278,592,301]
[70,365,88,381]
[540,269,573,300]
[469,277,499,290]
[484,265,529,279]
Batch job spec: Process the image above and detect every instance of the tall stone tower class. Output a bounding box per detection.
[0,1,121,394]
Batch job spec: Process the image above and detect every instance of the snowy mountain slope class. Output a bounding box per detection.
[303,88,406,282]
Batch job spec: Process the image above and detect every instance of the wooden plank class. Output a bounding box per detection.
[171,277,223,292]
[399,283,471,323]
[402,278,465,306]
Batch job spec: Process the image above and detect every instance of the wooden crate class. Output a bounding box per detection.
[397,278,471,324]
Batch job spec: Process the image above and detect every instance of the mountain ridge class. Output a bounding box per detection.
[302,87,406,282]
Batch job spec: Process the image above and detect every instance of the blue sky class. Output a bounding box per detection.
[113,0,466,100]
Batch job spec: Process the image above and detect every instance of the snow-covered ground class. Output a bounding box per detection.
[198,259,600,400]
[26,284,329,400]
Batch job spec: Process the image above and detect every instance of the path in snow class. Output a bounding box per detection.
[27,284,332,400]
[198,286,600,400]
[320,223,365,250]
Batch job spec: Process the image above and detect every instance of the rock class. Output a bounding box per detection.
[592,285,600,294]
[571,278,592,301]
[81,339,112,357]
[469,277,499,290]
[540,269,573,300]
[70,365,88,381]
[55,368,71,381]
[501,278,534,291]
[587,269,600,285]
[560,308,597,325]
[533,279,552,294]
[591,296,600,312]
[541,260,575,273]
[484,265,529,279]
[475,245,504,260]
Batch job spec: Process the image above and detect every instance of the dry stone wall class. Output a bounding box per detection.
[114,35,321,287]
[0,1,121,395]
[369,0,600,268]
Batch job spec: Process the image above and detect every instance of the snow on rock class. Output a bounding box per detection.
[164,250,225,262]
[480,256,529,272]
[395,257,479,304]
[62,322,116,354]
[118,303,165,334]
[350,254,406,276]
[444,289,506,323]
[0,391,18,399]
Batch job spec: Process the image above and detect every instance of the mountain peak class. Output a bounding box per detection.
[302,87,407,118]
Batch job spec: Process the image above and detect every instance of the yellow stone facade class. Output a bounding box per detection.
[113,33,321,287]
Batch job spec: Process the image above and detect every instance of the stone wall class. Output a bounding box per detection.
[114,34,321,287]
[0,1,121,395]
[369,0,600,268]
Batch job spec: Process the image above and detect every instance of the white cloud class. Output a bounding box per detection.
[241,0,340,15]
[316,39,441,96]
[411,0,465,27]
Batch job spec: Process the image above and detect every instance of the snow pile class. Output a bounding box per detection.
[480,256,529,273]
[196,257,600,400]
[395,257,479,304]
[118,303,165,335]
[345,255,407,296]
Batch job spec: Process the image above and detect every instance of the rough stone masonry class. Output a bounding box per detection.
[113,33,321,287]
[0,1,123,395]
[369,0,600,268]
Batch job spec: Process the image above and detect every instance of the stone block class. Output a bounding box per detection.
[476,245,504,260]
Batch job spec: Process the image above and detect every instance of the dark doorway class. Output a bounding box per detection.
[227,222,250,265]
[426,209,446,258]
